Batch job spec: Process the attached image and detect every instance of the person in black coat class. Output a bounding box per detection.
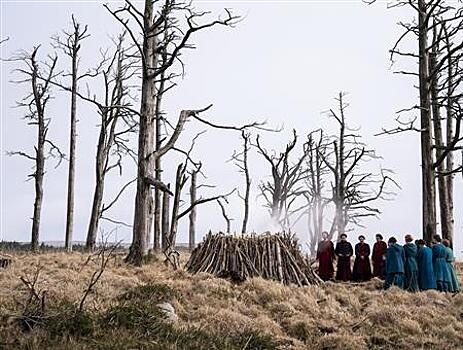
[335,233,353,281]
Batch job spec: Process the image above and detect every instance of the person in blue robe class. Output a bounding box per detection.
[403,234,419,292]
[416,239,436,291]
[384,237,405,289]
[442,239,460,293]
[432,235,452,292]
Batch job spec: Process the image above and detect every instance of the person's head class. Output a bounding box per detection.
[442,239,450,247]
[321,231,329,240]
[415,239,425,247]
[388,237,397,246]
[405,234,413,243]
[358,235,365,243]
[340,233,347,241]
[375,234,383,242]
[433,234,442,243]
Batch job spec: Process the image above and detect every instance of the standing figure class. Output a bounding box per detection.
[403,234,419,292]
[352,235,372,282]
[432,235,452,292]
[416,239,436,290]
[372,234,387,279]
[384,237,405,289]
[442,239,460,293]
[316,231,335,281]
[335,233,353,282]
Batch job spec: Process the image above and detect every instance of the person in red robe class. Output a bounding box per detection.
[353,235,372,282]
[316,231,335,281]
[372,233,387,279]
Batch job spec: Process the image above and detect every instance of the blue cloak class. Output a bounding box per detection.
[432,243,452,292]
[417,245,436,290]
[384,243,405,289]
[445,247,460,293]
[403,243,419,292]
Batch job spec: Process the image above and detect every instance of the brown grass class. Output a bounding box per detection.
[1,252,462,349]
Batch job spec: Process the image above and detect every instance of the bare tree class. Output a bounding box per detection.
[8,47,63,251]
[104,0,242,265]
[321,92,397,238]
[84,35,139,250]
[373,0,463,242]
[256,130,308,230]
[217,199,232,233]
[303,130,331,255]
[52,15,90,252]
[230,131,251,233]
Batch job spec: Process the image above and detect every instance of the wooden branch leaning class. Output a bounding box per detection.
[185,232,322,286]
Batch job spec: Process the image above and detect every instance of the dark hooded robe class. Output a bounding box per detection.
[417,245,436,291]
[316,240,335,281]
[353,242,372,282]
[403,243,419,292]
[335,240,353,282]
[372,240,387,279]
[445,246,460,293]
[432,243,452,292]
[384,243,405,289]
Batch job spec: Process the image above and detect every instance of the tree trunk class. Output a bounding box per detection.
[241,133,250,233]
[430,37,451,242]
[32,117,45,252]
[444,31,455,246]
[168,164,185,251]
[86,172,104,250]
[65,49,78,253]
[189,171,197,251]
[126,0,158,265]
[31,57,46,252]
[418,0,437,243]
[161,185,170,251]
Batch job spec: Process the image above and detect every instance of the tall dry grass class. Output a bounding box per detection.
[0,252,462,349]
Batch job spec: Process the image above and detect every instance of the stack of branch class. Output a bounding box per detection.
[185,232,322,286]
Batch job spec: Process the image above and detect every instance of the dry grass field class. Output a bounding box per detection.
[0,251,462,349]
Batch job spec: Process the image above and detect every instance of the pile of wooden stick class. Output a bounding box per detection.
[185,232,322,286]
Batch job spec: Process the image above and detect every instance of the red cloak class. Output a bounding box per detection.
[372,241,387,279]
[317,240,335,281]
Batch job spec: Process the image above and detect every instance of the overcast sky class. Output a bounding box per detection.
[1,0,462,258]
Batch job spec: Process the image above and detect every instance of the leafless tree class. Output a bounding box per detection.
[8,47,63,251]
[256,130,308,230]
[105,0,274,265]
[321,92,397,238]
[303,130,331,255]
[373,0,463,243]
[104,0,240,265]
[52,15,90,252]
[217,198,233,233]
[230,131,251,233]
[83,35,139,250]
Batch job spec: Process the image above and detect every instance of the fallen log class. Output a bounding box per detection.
[185,232,322,286]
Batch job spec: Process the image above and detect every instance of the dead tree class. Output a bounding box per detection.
[373,0,463,243]
[104,0,241,265]
[8,47,62,251]
[52,16,89,252]
[303,130,331,255]
[84,35,139,250]
[256,130,308,230]
[428,17,463,244]
[230,131,251,233]
[217,198,232,233]
[321,93,397,237]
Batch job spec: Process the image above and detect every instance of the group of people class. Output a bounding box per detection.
[316,231,460,293]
